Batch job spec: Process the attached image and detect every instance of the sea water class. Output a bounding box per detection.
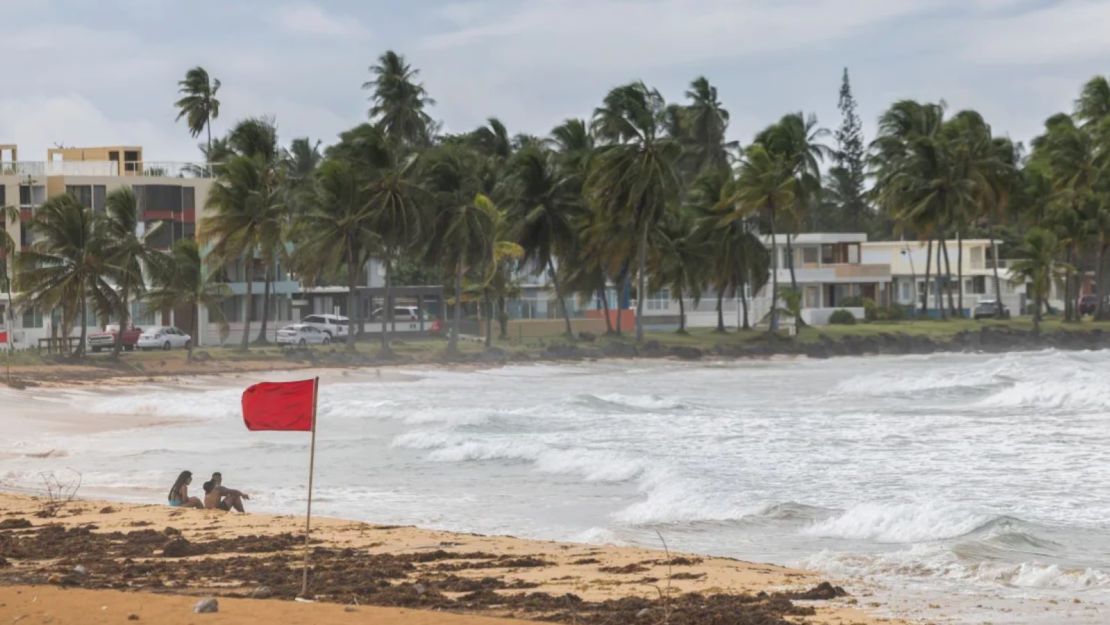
[1,350,1108,623]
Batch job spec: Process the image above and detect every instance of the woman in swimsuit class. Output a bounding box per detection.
[167,471,203,508]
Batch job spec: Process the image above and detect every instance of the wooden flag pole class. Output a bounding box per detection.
[300,376,319,598]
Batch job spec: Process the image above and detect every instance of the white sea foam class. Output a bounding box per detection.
[587,393,686,410]
[802,502,993,543]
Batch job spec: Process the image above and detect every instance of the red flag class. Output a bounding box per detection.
[242,379,316,431]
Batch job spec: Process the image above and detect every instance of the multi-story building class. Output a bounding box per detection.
[0,144,298,349]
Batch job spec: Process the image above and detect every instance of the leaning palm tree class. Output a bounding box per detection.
[1010,228,1069,334]
[174,66,221,165]
[503,144,581,337]
[681,77,735,177]
[146,239,230,360]
[363,50,436,147]
[722,143,794,332]
[293,159,376,349]
[103,187,164,357]
[588,82,682,343]
[200,155,282,350]
[16,194,119,358]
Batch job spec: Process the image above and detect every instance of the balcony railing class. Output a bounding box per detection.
[0,161,215,178]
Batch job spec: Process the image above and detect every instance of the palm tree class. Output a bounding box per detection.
[439,194,497,354]
[871,100,954,318]
[363,50,436,147]
[16,194,119,358]
[680,77,735,177]
[503,144,581,337]
[174,67,221,165]
[294,159,375,349]
[588,82,682,343]
[723,143,794,332]
[649,212,705,333]
[755,113,830,324]
[1,204,18,379]
[201,155,282,350]
[365,148,426,356]
[146,239,231,360]
[1010,228,1068,333]
[103,188,164,357]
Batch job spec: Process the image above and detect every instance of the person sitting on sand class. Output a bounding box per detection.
[167,471,203,508]
[202,472,249,513]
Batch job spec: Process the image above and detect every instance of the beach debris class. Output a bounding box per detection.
[162,537,192,558]
[163,526,182,536]
[193,597,218,613]
[599,563,650,574]
[635,607,652,619]
[72,564,88,576]
[412,583,427,596]
[250,585,273,599]
[343,606,358,613]
[0,556,10,568]
[127,614,140,621]
[780,582,848,601]
[98,506,116,514]
[0,518,32,530]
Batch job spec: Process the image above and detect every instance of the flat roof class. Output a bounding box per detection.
[762,233,869,244]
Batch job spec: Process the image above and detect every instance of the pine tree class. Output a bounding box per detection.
[828,68,869,231]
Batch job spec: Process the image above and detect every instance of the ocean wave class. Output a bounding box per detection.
[805,544,1110,591]
[611,475,758,525]
[577,393,686,411]
[801,501,995,543]
[975,374,1110,411]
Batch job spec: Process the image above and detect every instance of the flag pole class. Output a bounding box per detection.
[300,376,319,598]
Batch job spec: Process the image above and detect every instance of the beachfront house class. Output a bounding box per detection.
[635,232,892,330]
[860,239,1036,316]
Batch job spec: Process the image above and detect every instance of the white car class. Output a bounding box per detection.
[300,314,349,338]
[276,324,331,347]
[136,326,192,351]
[370,306,427,333]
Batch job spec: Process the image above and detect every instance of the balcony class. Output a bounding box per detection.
[0,161,214,178]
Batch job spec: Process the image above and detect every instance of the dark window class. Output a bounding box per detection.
[66,185,93,209]
[20,224,32,247]
[136,185,183,213]
[19,185,30,206]
[93,185,106,212]
[124,151,140,173]
[183,187,195,211]
[144,220,175,249]
[22,308,43,328]
[0,185,5,207]
[108,151,119,161]
[219,297,242,323]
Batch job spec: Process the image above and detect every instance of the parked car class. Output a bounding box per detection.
[88,325,143,353]
[300,314,349,338]
[136,326,192,351]
[1078,294,1107,316]
[370,306,424,323]
[276,324,331,347]
[973,300,1010,320]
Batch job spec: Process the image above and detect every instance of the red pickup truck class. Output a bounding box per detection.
[88,326,143,353]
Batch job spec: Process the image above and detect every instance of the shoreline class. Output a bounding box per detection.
[5,323,1110,388]
[0,492,901,625]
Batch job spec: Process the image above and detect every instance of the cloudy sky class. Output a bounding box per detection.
[3,0,1109,163]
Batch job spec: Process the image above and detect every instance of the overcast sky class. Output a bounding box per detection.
[3,0,1109,163]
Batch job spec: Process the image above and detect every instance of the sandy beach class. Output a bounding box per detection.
[0,492,894,625]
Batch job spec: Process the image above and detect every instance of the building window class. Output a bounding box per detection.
[646,288,671,311]
[821,244,835,264]
[220,297,243,323]
[19,185,45,207]
[21,307,43,328]
[966,276,987,295]
[847,244,860,264]
[899,281,911,302]
[802,247,818,265]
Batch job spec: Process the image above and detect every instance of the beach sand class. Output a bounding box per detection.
[0,493,900,625]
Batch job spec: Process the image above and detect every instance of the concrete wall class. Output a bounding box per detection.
[485,318,608,339]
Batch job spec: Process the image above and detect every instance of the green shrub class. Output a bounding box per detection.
[840,295,864,307]
[861,297,878,321]
[882,305,906,321]
[828,309,857,325]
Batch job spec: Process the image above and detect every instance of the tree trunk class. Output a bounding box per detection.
[990,220,1004,317]
[1064,245,1075,322]
[549,258,573,338]
[786,232,801,327]
[934,235,946,319]
[599,287,613,334]
[77,290,88,358]
[256,264,272,343]
[380,256,393,355]
[484,296,493,348]
[635,219,648,343]
[240,257,254,351]
[768,205,780,333]
[940,236,956,317]
[188,301,198,361]
[498,295,508,338]
[956,229,964,317]
[1096,243,1107,320]
[923,238,933,316]
[676,290,686,333]
[206,115,213,174]
[449,263,462,354]
[114,274,130,358]
[615,271,625,336]
[345,243,357,349]
[715,290,725,333]
[740,277,751,330]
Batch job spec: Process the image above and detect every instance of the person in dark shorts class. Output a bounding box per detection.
[202,472,249,512]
